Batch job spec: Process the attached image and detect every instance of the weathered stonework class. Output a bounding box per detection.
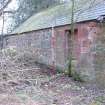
[93,24,105,88]
[5,29,52,65]
[4,22,105,87]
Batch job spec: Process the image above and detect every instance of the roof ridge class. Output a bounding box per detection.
[11,1,105,35]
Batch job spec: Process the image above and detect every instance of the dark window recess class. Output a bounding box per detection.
[74,29,78,35]
[65,29,78,35]
[65,29,78,59]
[6,38,9,46]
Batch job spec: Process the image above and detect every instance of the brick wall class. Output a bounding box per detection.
[93,24,105,88]
[5,29,53,65]
[5,22,105,86]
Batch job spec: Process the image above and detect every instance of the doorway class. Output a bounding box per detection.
[65,29,78,60]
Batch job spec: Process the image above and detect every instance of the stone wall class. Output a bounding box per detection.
[5,25,72,69]
[74,22,105,85]
[76,22,97,82]
[4,22,105,86]
[93,24,105,88]
[5,29,53,65]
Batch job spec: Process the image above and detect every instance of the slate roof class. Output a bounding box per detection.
[12,1,105,34]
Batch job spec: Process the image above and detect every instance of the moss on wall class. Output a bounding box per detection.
[94,25,105,88]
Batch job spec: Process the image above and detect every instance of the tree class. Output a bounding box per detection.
[12,0,60,31]
[0,0,13,48]
[67,0,75,77]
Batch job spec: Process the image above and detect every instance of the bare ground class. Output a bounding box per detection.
[0,57,105,105]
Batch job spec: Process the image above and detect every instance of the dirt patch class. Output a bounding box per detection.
[0,52,105,105]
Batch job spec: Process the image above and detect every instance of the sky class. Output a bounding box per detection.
[0,0,71,34]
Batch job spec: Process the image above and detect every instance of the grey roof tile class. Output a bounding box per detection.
[12,2,105,34]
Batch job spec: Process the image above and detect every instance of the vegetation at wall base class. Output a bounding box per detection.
[67,57,72,77]
[72,71,84,82]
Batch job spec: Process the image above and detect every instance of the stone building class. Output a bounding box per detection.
[4,2,105,86]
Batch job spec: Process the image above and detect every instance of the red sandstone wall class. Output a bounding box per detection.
[5,29,53,65]
[5,21,104,84]
[54,22,102,82]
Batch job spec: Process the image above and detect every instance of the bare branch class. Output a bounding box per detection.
[0,10,15,16]
[75,0,97,22]
[0,0,12,14]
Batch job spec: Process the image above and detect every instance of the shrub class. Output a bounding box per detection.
[72,71,84,82]
[2,46,17,59]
